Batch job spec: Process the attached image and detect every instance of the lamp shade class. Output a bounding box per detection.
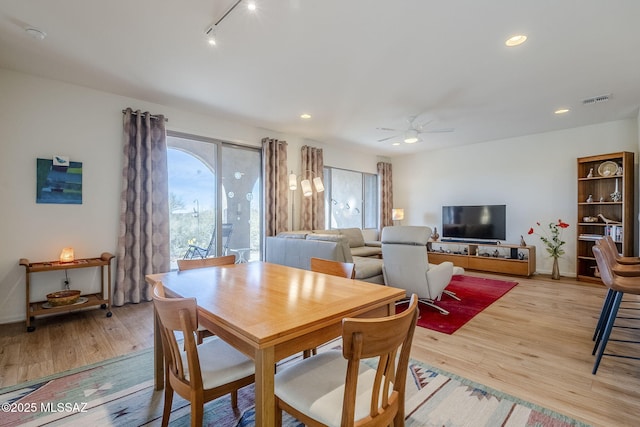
[59,247,75,263]
[392,208,404,221]
[313,176,325,193]
[301,179,313,197]
[289,173,297,191]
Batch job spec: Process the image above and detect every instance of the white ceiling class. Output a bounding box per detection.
[1,0,639,155]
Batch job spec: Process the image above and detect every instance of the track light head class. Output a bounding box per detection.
[204,24,217,46]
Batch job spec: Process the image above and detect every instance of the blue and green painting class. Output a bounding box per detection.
[36,158,82,204]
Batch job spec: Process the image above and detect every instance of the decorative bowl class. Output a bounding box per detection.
[583,216,599,223]
[46,290,81,306]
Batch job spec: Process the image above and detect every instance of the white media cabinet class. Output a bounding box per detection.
[427,241,536,277]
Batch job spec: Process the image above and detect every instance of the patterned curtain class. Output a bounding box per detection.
[300,145,325,230]
[114,108,170,306]
[262,138,289,236]
[378,162,393,234]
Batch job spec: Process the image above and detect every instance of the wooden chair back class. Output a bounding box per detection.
[153,282,202,390]
[340,294,419,426]
[152,282,254,426]
[310,257,356,279]
[177,254,236,271]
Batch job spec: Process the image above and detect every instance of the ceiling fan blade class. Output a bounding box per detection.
[376,127,399,132]
[377,134,400,142]
[415,119,435,131]
[422,128,455,133]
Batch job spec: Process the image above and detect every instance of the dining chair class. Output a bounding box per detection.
[152,282,255,426]
[591,246,640,374]
[177,254,237,271]
[303,257,357,358]
[274,294,419,427]
[310,257,356,279]
[177,254,237,344]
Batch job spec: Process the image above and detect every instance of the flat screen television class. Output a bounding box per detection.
[442,204,506,242]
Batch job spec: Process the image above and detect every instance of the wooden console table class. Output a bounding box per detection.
[19,252,115,332]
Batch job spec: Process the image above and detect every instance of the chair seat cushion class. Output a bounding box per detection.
[352,256,383,280]
[351,246,382,257]
[275,351,381,427]
[181,337,254,388]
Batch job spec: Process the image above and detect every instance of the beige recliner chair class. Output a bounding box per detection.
[382,226,459,315]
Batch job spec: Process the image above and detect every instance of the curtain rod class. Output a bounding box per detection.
[122,109,168,122]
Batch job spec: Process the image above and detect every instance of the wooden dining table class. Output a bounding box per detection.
[145,261,405,427]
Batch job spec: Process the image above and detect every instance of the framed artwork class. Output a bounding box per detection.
[36,156,83,204]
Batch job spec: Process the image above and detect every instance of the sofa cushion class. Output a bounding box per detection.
[352,256,383,281]
[339,228,366,248]
[305,234,353,263]
[313,229,340,235]
[266,236,349,270]
[276,231,309,239]
[306,233,345,243]
[351,246,382,257]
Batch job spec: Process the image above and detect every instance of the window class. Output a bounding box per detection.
[324,166,378,229]
[167,133,262,268]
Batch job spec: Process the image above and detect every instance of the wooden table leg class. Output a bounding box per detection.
[254,346,276,427]
[154,306,164,390]
[388,301,396,316]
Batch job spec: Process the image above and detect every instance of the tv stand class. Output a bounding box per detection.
[441,238,502,245]
[428,241,536,277]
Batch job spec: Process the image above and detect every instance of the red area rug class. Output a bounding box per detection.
[398,275,518,334]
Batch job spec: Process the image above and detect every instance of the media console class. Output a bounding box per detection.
[427,241,536,277]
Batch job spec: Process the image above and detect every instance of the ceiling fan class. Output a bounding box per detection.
[377,115,454,144]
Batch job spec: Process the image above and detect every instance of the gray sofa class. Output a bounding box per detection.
[265,228,384,284]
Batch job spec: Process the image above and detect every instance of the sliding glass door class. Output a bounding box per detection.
[221,145,262,263]
[167,133,262,268]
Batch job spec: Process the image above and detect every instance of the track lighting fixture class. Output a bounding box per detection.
[204,0,257,46]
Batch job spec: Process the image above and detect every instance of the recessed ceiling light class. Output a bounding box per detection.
[392,142,401,146]
[247,1,257,11]
[555,108,570,115]
[505,34,527,47]
[25,27,46,40]
[300,113,311,119]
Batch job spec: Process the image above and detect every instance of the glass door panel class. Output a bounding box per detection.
[167,136,217,269]
[221,145,262,262]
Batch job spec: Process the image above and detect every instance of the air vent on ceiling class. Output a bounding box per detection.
[582,94,611,105]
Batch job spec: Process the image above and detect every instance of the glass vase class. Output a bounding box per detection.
[551,257,560,280]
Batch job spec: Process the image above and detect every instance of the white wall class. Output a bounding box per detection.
[392,119,639,276]
[2,67,638,324]
[0,68,381,324]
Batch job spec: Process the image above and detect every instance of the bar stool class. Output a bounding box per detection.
[591,245,640,374]
[592,239,640,344]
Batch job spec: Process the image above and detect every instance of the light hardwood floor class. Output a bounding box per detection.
[1,272,639,426]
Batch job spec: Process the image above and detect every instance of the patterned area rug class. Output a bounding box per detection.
[0,338,589,427]
[398,275,519,334]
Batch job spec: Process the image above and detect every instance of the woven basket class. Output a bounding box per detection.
[46,290,81,306]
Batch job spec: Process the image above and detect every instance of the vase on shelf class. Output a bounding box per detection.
[551,257,560,280]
